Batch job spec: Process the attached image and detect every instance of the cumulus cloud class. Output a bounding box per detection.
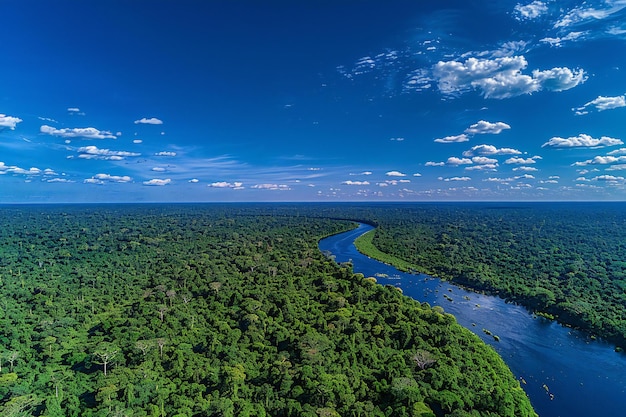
[514,1,548,20]
[84,173,132,184]
[386,170,407,177]
[505,156,540,164]
[425,161,445,167]
[463,144,522,156]
[0,114,22,130]
[434,134,469,143]
[134,117,163,125]
[189,178,200,183]
[465,164,498,171]
[0,162,44,176]
[572,155,626,166]
[432,56,586,99]
[155,151,177,157]
[574,95,626,115]
[447,157,473,165]
[465,120,511,135]
[542,134,623,148]
[472,156,498,164]
[41,125,116,139]
[208,181,244,189]
[76,145,140,160]
[143,178,171,186]
[342,180,370,185]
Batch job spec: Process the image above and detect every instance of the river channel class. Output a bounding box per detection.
[318,223,626,417]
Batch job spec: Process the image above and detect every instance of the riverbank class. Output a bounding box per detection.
[355,226,626,350]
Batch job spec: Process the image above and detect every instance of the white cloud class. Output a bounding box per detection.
[40,125,116,139]
[465,164,498,171]
[472,156,498,164]
[440,176,472,182]
[463,144,522,156]
[0,163,44,176]
[133,139,143,144]
[76,145,140,160]
[390,137,405,141]
[425,161,445,167]
[514,1,548,20]
[251,183,290,190]
[574,95,626,115]
[434,134,469,143]
[606,164,626,171]
[542,134,623,148]
[155,151,177,157]
[386,170,407,177]
[447,157,473,165]
[432,56,586,99]
[572,155,626,166]
[84,173,132,184]
[152,167,167,172]
[208,181,244,189]
[608,148,626,155]
[67,107,81,113]
[189,178,200,183]
[143,178,171,186]
[531,67,587,92]
[555,2,626,28]
[343,180,370,185]
[513,166,538,172]
[134,117,164,125]
[592,174,625,182]
[464,120,511,135]
[413,173,422,177]
[540,31,587,47]
[505,156,539,164]
[0,114,22,130]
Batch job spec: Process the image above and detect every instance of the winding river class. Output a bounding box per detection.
[318,223,626,417]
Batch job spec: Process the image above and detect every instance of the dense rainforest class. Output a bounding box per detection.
[349,203,626,348]
[0,204,534,417]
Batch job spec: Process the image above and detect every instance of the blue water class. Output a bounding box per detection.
[319,223,626,417]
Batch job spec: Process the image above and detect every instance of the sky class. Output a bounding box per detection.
[2,0,626,203]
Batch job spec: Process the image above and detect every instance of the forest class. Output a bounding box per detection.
[349,202,626,348]
[0,203,535,417]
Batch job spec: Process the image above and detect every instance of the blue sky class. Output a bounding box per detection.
[2,0,626,202]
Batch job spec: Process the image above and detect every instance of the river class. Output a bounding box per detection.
[318,223,626,417]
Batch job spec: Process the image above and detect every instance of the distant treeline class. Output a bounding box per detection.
[0,204,534,417]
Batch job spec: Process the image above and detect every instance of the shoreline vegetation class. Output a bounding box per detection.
[0,204,535,417]
[350,204,626,350]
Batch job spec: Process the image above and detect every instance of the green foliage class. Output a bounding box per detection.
[0,204,535,416]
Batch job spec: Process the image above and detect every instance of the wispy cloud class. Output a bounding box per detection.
[134,117,164,125]
[540,31,588,47]
[342,180,370,185]
[514,1,548,20]
[251,183,290,190]
[434,134,469,143]
[155,151,177,157]
[386,170,407,177]
[555,1,626,28]
[542,134,623,148]
[41,125,116,140]
[574,95,626,115]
